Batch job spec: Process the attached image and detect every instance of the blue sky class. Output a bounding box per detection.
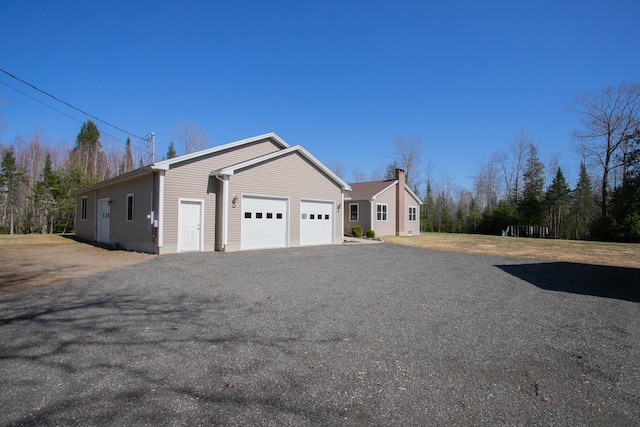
[1,0,639,191]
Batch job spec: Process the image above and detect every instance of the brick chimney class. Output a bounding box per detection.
[395,168,405,235]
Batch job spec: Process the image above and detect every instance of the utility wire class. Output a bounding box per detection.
[0,68,146,140]
[0,79,148,152]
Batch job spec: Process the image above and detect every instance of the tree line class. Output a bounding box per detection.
[0,119,207,234]
[1,83,639,242]
[334,83,640,242]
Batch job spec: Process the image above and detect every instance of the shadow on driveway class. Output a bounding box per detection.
[496,262,640,303]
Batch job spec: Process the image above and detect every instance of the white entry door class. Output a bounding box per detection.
[179,200,202,252]
[241,195,288,250]
[300,200,334,246]
[97,198,111,244]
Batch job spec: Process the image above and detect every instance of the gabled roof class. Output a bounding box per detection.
[345,180,397,200]
[153,132,288,170]
[211,145,352,191]
[75,132,294,194]
[345,179,423,204]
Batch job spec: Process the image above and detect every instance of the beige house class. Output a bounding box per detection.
[344,169,421,237]
[75,133,351,253]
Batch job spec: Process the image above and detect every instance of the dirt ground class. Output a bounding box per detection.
[0,234,153,295]
[1,233,639,295]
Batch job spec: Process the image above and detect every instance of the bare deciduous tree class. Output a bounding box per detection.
[170,121,209,155]
[351,166,366,183]
[326,159,346,180]
[391,135,423,190]
[369,165,385,181]
[571,82,640,217]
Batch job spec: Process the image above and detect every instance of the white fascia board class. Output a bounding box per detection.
[153,132,289,170]
[405,185,423,205]
[295,145,352,191]
[372,181,398,199]
[214,145,352,191]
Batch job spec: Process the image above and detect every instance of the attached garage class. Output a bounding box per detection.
[241,195,288,250]
[75,133,351,254]
[300,200,334,246]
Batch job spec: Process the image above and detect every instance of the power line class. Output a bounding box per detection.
[0,68,145,140]
[0,79,149,152]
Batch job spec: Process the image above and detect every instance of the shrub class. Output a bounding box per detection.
[351,225,363,237]
[366,229,375,239]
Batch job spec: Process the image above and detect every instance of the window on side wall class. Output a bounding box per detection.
[409,206,417,222]
[81,196,87,220]
[349,203,359,222]
[126,193,134,222]
[376,203,388,221]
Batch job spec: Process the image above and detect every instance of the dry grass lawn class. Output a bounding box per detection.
[0,234,153,295]
[385,233,640,269]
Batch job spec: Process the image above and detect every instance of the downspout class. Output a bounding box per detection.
[94,189,98,240]
[215,174,229,251]
[158,170,165,250]
[151,172,155,247]
[340,192,345,243]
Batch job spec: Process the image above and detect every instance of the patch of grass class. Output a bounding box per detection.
[385,233,640,268]
[0,234,76,246]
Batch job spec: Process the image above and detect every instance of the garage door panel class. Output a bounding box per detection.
[300,200,333,246]
[241,196,288,250]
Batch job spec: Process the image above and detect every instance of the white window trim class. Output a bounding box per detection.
[409,206,417,222]
[349,203,359,222]
[376,203,388,222]
[81,196,88,221]
[126,193,134,222]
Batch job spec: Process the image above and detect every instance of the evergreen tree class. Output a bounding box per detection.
[609,129,640,241]
[571,162,596,240]
[166,141,177,159]
[421,180,435,232]
[73,120,101,179]
[545,167,571,239]
[519,144,545,225]
[0,148,27,234]
[121,137,134,174]
[31,153,60,233]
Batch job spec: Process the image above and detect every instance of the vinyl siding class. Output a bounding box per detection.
[161,139,281,253]
[404,189,421,236]
[75,174,156,253]
[75,191,96,241]
[225,151,343,251]
[372,185,397,237]
[344,201,371,235]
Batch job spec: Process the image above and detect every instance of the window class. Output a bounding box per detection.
[376,204,388,221]
[310,214,315,220]
[245,212,252,219]
[277,213,283,219]
[317,214,322,220]
[266,213,273,219]
[349,203,359,222]
[325,214,330,220]
[301,213,307,220]
[126,194,134,222]
[256,212,263,219]
[409,206,417,222]
[81,196,87,220]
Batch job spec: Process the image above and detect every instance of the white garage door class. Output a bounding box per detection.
[241,195,288,250]
[300,200,334,246]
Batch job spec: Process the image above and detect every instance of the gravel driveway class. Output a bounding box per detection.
[1,244,639,426]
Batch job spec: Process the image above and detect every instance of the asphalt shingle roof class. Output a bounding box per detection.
[345,180,395,199]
